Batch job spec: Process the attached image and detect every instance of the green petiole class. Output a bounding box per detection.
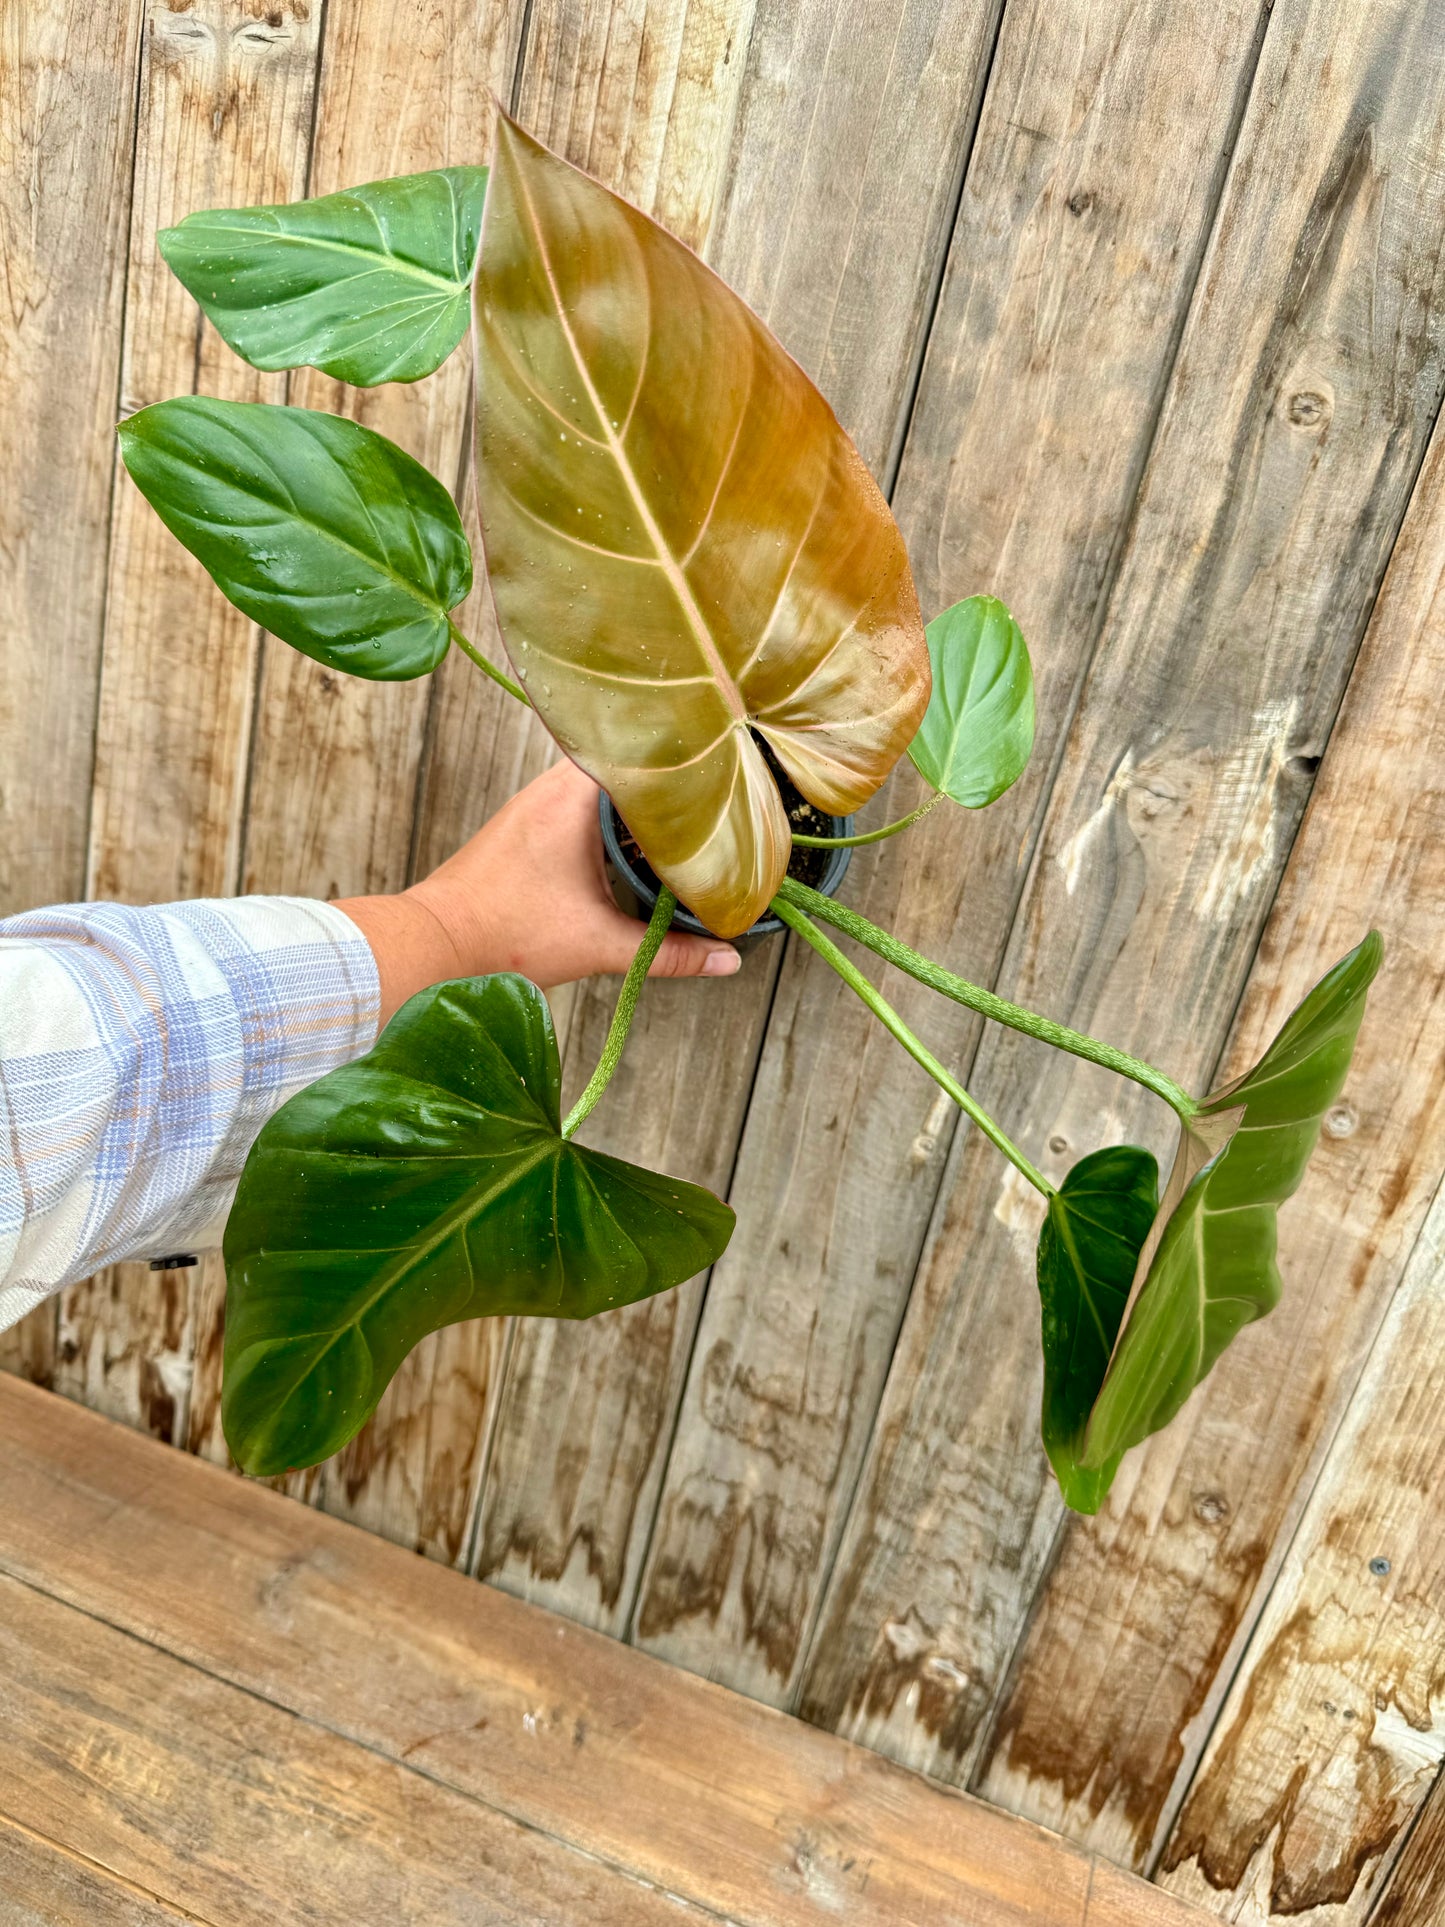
[791,789,943,848]
[777,877,1197,1124]
[772,895,1054,1199]
[449,618,530,706]
[562,885,676,1138]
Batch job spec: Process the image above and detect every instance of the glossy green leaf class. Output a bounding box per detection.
[222,974,734,1476]
[159,168,488,385]
[908,595,1035,807]
[1036,1145,1159,1514]
[118,396,470,680]
[474,111,929,939]
[1081,930,1383,1469]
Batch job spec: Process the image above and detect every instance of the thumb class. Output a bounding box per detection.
[647,929,742,979]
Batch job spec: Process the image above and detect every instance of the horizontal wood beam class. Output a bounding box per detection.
[0,1375,1204,1927]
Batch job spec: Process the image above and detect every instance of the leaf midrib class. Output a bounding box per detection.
[241,1134,559,1398]
[164,410,457,616]
[506,137,750,732]
[171,219,468,296]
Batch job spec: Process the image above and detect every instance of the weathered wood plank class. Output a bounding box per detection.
[632,0,1269,1704]
[0,1374,1210,1927]
[0,0,145,1393]
[799,0,1445,1805]
[1156,1185,1445,1922]
[228,0,760,1560]
[0,1574,720,1925]
[54,1260,195,1444]
[88,0,323,907]
[454,0,774,1618]
[0,0,142,917]
[474,0,1009,1642]
[175,0,529,1556]
[1370,1776,1445,1927]
[0,1814,214,1927]
[58,2,325,1443]
[977,337,1445,1869]
[0,1305,57,1393]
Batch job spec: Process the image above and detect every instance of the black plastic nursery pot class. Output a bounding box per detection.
[600,791,854,940]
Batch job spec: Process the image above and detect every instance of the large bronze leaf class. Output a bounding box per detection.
[473,112,929,938]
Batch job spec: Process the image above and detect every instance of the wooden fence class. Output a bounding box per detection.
[4,0,1444,1916]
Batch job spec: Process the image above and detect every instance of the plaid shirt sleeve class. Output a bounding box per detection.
[0,896,379,1331]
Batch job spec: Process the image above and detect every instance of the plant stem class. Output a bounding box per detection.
[562,886,675,1138]
[448,619,530,706]
[791,789,943,848]
[772,896,1054,1199]
[776,877,1198,1123]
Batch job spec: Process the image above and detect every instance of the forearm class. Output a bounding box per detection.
[0,897,378,1324]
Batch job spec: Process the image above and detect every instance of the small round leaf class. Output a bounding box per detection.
[908,594,1035,807]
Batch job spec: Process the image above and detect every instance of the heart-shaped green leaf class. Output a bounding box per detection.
[908,595,1035,807]
[222,974,734,1476]
[1036,1144,1159,1514]
[473,111,930,939]
[159,167,488,386]
[118,396,470,680]
[1080,930,1383,1469]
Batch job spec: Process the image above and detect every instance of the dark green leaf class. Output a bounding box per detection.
[1036,1145,1158,1514]
[118,396,470,680]
[907,595,1035,807]
[159,168,488,385]
[222,974,734,1476]
[1081,930,1383,1469]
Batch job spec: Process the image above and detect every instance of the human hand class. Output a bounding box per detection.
[335,759,742,1026]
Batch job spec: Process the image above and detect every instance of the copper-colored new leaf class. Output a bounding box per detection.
[473,112,929,937]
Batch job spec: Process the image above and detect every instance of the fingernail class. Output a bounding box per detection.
[704,947,741,976]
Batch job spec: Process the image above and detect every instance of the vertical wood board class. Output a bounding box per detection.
[0,0,146,1391]
[58,0,326,1444]
[799,0,1445,1807]
[471,0,1004,1634]
[179,0,530,1559]
[979,345,1445,1872]
[632,0,1269,1707]
[1157,1185,1445,1922]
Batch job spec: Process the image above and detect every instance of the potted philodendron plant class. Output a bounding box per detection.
[119,110,1380,1515]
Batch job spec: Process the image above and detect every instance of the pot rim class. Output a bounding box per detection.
[598,792,855,938]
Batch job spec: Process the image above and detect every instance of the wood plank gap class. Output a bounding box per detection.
[0,1560,744,1927]
[0,1809,222,1927]
[880,0,1006,495]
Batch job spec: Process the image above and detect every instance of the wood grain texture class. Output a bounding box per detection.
[257,0,762,1563]
[54,1260,196,1444]
[449,0,772,1612]
[632,0,1267,1706]
[176,0,529,1558]
[1370,1776,1445,1927]
[0,1374,1212,1927]
[0,1575,718,1926]
[1156,1186,1445,1922]
[799,0,1445,1802]
[62,1,325,1444]
[978,346,1445,1873]
[0,1814,215,1927]
[476,0,1010,1644]
[0,0,142,916]
[88,0,323,908]
[0,0,145,1394]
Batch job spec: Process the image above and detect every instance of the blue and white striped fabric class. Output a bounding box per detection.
[0,897,379,1332]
